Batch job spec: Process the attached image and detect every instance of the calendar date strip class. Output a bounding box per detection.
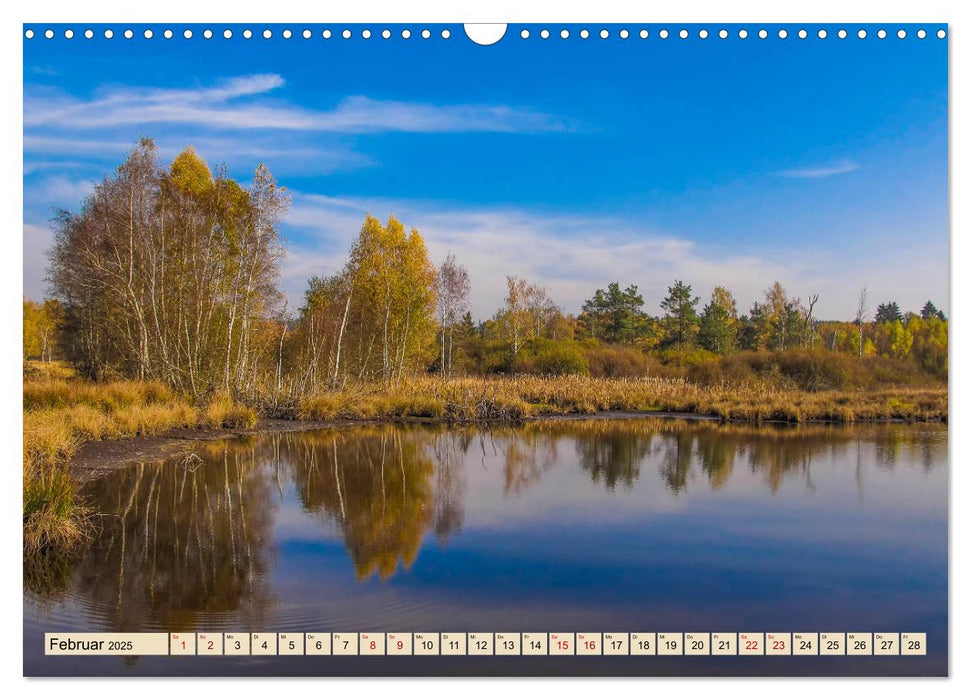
[45,632,927,657]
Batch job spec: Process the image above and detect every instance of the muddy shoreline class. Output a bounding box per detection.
[69,410,937,483]
[69,411,720,481]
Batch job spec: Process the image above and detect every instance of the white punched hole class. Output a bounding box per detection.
[38,23,929,44]
[937,29,947,39]
[24,29,34,39]
[465,24,506,43]
[323,29,332,39]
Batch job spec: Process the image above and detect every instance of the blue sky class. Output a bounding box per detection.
[23,24,948,320]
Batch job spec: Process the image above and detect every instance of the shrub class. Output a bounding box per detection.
[585,345,653,378]
[512,342,590,376]
[775,350,853,391]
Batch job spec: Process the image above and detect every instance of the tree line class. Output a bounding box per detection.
[31,142,948,396]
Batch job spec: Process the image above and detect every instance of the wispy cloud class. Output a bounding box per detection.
[24,74,570,134]
[24,176,97,207]
[24,134,373,177]
[21,189,947,320]
[777,160,859,179]
[281,193,840,319]
[23,222,53,300]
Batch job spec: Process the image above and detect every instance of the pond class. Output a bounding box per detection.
[24,418,948,676]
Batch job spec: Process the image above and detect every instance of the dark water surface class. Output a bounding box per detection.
[24,419,947,676]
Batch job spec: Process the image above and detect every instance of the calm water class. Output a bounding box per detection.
[24,418,948,676]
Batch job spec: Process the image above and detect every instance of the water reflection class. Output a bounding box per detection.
[74,443,276,629]
[290,430,436,580]
[25,419,946,639]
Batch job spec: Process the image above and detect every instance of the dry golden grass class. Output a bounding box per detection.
[202,392,259,429]
[298,375,947,424]
[23,459,91,556]
[22,377,256,554]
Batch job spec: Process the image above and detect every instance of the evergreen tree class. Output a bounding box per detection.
[579,282,648,344]
[921,300,946,321]
[660,280,700,349]
[875,301,903,323]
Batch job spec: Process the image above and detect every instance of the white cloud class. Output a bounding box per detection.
[777,160,859,179]
[24,74,570,134]
[23,160,90,176]
[21,190,947,320]
[23,223,53,301]
[24,176,97,208]
[280,193,930,321]
[24,134,373,178]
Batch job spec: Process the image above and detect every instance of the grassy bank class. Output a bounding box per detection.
[297,375,947,424]
[24,368,946,555]
[23,374,256,555]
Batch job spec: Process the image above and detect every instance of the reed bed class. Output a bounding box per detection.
[297,375,947,424]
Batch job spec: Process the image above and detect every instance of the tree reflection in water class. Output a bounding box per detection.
[289,428,437,581]
[30,438,278,630]
[25,420,945,623]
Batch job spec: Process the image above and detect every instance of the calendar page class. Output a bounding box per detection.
[21,20,948,678]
